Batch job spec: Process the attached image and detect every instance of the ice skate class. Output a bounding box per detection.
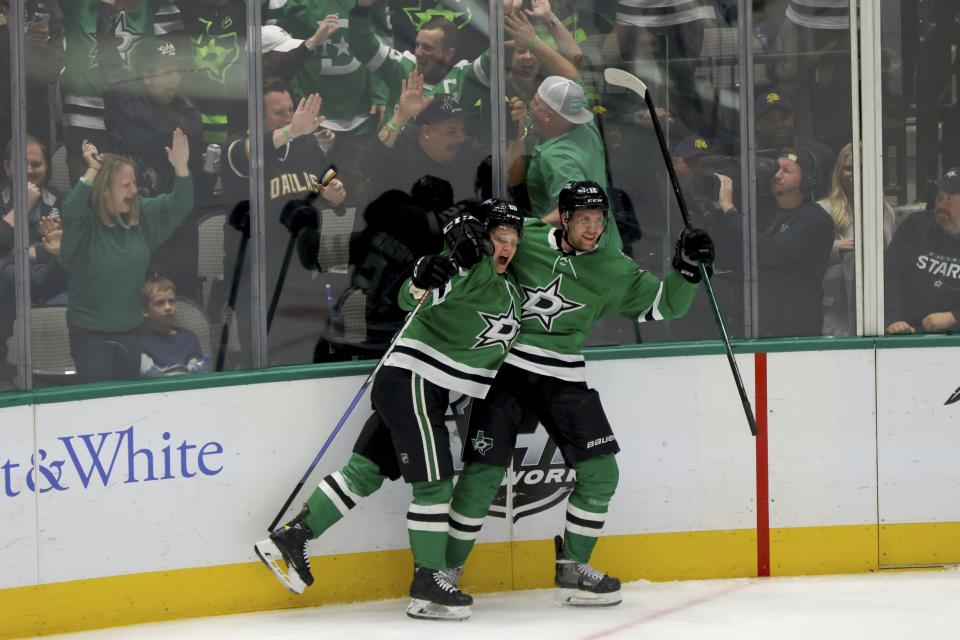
[254,512,314,595]
[554,535,622,607]
[406,566,473,621]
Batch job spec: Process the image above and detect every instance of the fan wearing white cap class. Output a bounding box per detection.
[260,19,341,81]
[525,76,620,249]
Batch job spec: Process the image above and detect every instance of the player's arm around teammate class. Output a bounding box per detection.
[255,200,524,622]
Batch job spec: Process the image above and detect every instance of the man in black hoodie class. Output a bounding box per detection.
[885,168,960,335]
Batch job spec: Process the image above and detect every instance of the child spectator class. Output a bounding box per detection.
[139,274,207,377]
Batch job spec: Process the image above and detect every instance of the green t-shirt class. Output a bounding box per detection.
[525,121,619,248]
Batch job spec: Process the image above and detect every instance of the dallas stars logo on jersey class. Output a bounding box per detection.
[403,0,473,31]
[86,12,146,72]
[520,275,584,332]
[193,17,240,84]
[472,311,519,352]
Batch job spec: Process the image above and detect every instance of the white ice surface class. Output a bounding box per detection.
[35,568,960,640]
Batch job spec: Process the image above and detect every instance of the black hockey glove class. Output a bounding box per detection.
[672,228,715,283]
[280,196,320,236]
[411,255,459,290]
[228,200,250,238]
[434,201,492,268]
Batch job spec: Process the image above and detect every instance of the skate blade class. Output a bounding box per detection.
[405,598,471,621]
[555,588,622,607]
[254,539,307,595]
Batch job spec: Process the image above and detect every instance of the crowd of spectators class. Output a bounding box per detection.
[0,0,954,388]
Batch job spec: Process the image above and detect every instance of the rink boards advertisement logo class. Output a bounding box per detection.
[1,426,224,498]
[449,399,574,522]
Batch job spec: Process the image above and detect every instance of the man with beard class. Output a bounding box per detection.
[885,168,960,335]
[710,147,833,337]
[348,0,491,130]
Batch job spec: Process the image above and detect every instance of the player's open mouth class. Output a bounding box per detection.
[497,256,509,267]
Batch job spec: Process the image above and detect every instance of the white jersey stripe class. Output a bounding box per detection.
[385,352,491,399]
[319,479,351,516]
[409,503,450,515]
[450,509,485,527]
[407,520,449,533]
[567,503,607,523]
[330,471,363,505]
[565,521,605,537]
[505,352,587,383]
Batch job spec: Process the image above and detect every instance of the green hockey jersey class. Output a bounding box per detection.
[505,219,696,381]
[347,5,490,121]
[61,0,179,130]
[267,0,388,132]
[387,256,522,398]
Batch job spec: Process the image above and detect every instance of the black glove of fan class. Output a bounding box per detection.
[411,255,459,290]
[672,228,715,283]
[280,196,319,235]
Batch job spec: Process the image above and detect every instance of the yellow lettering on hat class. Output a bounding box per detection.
[766,92,781,104]
[695,138,708,150]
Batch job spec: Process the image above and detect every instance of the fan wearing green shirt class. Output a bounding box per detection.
[60,129,194,383]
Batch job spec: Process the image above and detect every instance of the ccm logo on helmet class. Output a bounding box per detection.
[586,435,616,449]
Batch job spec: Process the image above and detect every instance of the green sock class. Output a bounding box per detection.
[562,455,619,563]
[301,453,384,538]
[447,463,506,567]
[408,479,454,570]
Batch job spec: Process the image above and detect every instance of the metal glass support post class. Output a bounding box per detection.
[737,0,759,339]
[858,0,885,336]
[247,1,267,367]
[488,0,508,198]
[9,2,32,390]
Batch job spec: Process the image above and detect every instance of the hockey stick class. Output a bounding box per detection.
[267,287,431,532]
[603,68,758,437]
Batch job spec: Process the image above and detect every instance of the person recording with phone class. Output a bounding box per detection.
[708,147,834,338]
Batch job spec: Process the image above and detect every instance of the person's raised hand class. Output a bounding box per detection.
[26,181,41,211]
[165,128,190,176]
[288,93,324,138]
[39,216,62,256]
[307,14,340,48]
[320,178,347,207]
[504,11,537,49]
[397,71,434,122]
[81,139,101,170]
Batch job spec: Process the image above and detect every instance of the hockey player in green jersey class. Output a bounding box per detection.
[255,200,524,621]
[446,181,715,607]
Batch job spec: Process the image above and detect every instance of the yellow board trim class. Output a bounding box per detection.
[880,522,960,566]
[2,523,957,639]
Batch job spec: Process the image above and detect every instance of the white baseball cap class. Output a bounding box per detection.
[261,25,303,54]
[537,76,593,125]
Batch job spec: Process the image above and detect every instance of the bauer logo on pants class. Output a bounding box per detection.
[450,402,574,522]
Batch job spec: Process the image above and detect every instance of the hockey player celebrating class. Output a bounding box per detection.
[255,200,524,621]
[446,181,715,607]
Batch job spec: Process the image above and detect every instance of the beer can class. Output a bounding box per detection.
[203,144,221,173]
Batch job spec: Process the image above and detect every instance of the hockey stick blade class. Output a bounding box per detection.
[603,68,647,99]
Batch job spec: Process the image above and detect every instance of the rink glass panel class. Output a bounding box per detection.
[0,1,901,394]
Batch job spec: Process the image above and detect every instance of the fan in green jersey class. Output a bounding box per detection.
[445,181,715,608]
[348,0,491,131]
[255,200,524,622]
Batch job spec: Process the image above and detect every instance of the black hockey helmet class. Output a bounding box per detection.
[481,198,524,238]
[558,180,609,217]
